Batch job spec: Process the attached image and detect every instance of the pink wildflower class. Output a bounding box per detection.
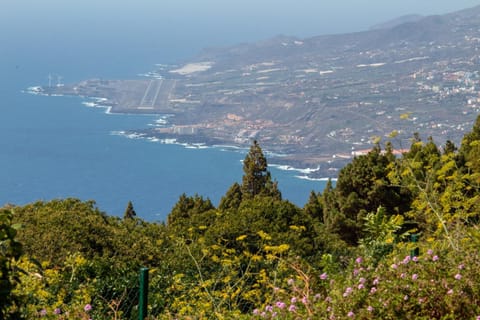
[432,255,439,261]
[358,283,364,290]
[391,263,398,269]
[427,249,433,255]
[288,304,296,312]
[347,311,355,318]
[447,289,454,295]
[367,306,374,312]
[290,297,297,304]
[454,273,462,280]
[320,272,328,280]
[458,264,465,270]
[412,274,418,280]
[84,304,92,312]
[343,287,353,297]
[287,278,294,286]
[355,257,363,264]
[373,278,379,285]
[370,287,377,294]
[276,301,286,309]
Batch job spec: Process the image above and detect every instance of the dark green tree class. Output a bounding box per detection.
[218,182,243,211]
[167,193,215,229]
[304,190,323,223]
[241,140,281,200]
[123,201,136,220]
[333,143,409,245]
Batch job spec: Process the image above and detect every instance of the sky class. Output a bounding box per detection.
[2,1,480,68]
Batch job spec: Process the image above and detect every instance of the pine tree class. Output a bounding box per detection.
[123,201,136,220]
[218,182,243,211]
[304,190,323,222]
[241,140,281,199]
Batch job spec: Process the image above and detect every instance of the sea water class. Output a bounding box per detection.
[0,35,327,222]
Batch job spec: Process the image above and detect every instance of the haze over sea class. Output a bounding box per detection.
[1,1,478,221]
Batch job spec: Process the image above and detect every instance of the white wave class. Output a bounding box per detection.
[185,143,209,149]
[111,131,146,139]
[270,164,320,174]
[294,175,335,182]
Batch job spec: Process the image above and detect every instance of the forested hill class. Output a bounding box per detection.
[3,117,480,318]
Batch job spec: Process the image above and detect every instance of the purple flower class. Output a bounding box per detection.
[288,304,297,312]
[54,308,62,315]
[373,278,379,285]
[353,268,359,276]
[400,273,406,279]
[358,283,364,290]
[412,274,418,280]
[402,255,411,264]
[447,289,454,295]
[343,287,353,297]
[253,308,260,315]
[412,256,419,262]
[265,305,273,312]
[290,297,297,304]
[276,301,286,309]
[391,263,398,269]
[355,257,363,265]
[458,264,465,270]
[427,249,433,255]
[287,278,294,286]
[370,287,377,294]
[454,273,462,280]
[301,296,308,304]
[367,306,374,312]
[359,277,366,284]
[347,311,355,318]
[320,272,328,280]
[39,309,47,316]
[84,304,92,312]
[432,255,439,261]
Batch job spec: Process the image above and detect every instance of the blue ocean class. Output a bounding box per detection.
[0,19,327,222]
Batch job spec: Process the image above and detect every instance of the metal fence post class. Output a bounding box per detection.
[139,267,149,320]
[410,234,419,257]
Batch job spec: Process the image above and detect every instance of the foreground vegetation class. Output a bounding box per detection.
[3,120,480,318]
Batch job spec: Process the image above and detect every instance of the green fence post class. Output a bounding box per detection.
[139,267,149,320]
[410,234,419,258]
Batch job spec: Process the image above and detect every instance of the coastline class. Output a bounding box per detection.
[111,128,341,180]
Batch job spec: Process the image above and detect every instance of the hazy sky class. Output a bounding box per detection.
[2,1,480,68]
[3,1,479,38]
